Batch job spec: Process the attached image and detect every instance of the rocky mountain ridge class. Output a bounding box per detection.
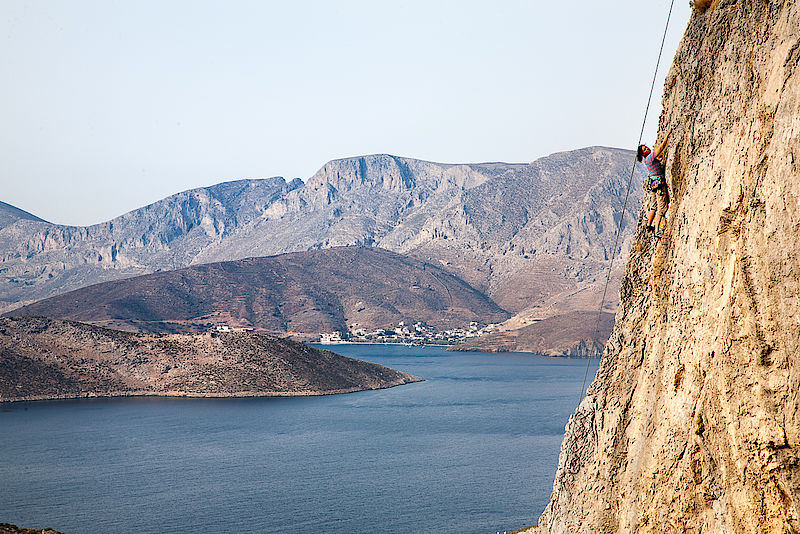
[0,177,301,309]
[0,201,48,229]
[530,1,800,532]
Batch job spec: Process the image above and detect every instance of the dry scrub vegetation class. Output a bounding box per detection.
[692,0,718,14]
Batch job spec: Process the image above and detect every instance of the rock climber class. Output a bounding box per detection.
[637,127,673,239]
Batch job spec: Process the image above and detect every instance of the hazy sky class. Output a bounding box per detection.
[1,1,690,226]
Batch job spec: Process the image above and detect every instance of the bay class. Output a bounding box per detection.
[0,344,598,534]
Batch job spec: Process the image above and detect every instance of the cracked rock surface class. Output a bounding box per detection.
[531,1,800,532]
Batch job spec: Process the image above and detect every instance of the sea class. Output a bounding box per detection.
[0,344,599,534]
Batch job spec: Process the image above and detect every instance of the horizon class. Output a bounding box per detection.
[1,1,689,226]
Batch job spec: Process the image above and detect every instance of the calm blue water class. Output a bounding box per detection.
[0,345,598,534]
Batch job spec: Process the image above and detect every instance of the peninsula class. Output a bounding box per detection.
[0,316,421,402]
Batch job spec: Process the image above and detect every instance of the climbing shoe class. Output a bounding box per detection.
[654,231,662,239]
[646,225,655,232]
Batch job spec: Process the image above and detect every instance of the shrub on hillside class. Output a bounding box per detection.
[691,0,717,13]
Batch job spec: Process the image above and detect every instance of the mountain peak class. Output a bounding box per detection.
[307,154,418,192]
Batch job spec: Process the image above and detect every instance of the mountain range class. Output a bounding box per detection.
[1,146,643,353]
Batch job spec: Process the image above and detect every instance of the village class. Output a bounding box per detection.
[318,321,492,346]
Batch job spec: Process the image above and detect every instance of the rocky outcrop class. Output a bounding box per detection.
[534,1,800,532]
[0,316,421,402]
[0,524,62,534]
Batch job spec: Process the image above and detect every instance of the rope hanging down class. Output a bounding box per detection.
[577,0,677,405]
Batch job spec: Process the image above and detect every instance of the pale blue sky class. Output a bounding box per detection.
[1,1,690,226]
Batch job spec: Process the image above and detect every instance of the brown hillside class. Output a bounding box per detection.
[9,247,509,335]
[0,316,421,402]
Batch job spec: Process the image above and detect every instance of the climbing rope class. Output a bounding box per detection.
[577,0,677,406]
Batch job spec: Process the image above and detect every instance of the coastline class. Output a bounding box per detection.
[314,340,451,348]
[0,317,424,405]
[0,376,424,404]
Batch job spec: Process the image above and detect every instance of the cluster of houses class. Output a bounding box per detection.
[319,321,488,345]
[213,325,254,333]
[207,321,492,347]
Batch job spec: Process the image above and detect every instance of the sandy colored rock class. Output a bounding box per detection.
[535,1,800,532]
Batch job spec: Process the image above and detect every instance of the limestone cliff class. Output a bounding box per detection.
[534,1,800,532]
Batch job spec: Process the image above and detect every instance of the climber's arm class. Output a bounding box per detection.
[653,127,673,160]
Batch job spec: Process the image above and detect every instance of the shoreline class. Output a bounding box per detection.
[314,340,452,348]
[0,376,424,404]
[318,340,597,359]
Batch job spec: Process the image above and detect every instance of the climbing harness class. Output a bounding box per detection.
[577,0,677,405]
[648,174,666,192]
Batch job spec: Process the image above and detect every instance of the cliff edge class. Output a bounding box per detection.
[535,1,800,532]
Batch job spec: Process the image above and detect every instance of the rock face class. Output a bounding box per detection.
[0,316,421,402]
[535,2,800,532]
[8,246,509,335]
[0,148,642,337]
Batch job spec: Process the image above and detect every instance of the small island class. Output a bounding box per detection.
[0,316,421,403]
